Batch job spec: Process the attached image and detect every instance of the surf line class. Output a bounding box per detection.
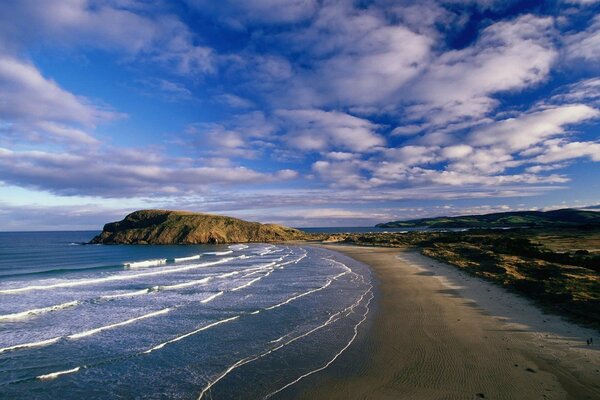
[196,284,373,400]
[37,367,81,381]
[0,257,238,295]
[0,308,172,354]
[31,256,346,384]
[0,300,80,321]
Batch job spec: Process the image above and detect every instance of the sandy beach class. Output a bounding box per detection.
[290,245,600,400]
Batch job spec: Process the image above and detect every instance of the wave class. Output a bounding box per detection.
[0,257,236,295]
[264,271,347,311]
[228,244,248,251]
[173,255,201,263]
[203,251,233,256]
[0,263,123,280]
[124,259,167,269]
[159,277,212,290]
[200,291,224,303]
[0,336,61,354]
[197,284,373,400]
[37,367,80,381]
[143,316,240,354]
[68,308,172,340]
[100,288,153,300]
[0,300,79,321]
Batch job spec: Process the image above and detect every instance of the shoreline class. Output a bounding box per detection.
[288,244,600,400]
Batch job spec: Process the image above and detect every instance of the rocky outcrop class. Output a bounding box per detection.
[90,210,311,244]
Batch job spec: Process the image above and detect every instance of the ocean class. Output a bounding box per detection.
[0,231,373,399]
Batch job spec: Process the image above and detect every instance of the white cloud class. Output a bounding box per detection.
[468,104,599,151]
[0,147,295,197]
[408,14,557,125]
[565,15,600,62]
[0,0,215,76]
[277,109,385,152]
[0,56,116,126]
[293,3,432,107]
[534,140,600,163]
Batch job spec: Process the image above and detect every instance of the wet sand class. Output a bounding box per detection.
[291,245,600,400]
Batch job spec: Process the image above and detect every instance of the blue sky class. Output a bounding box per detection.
[0,0,599,230]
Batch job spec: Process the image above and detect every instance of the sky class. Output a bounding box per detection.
[0,0,599,230]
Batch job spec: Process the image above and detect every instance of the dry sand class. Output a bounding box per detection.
[290,245,600,400]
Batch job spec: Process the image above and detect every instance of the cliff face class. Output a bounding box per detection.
[90,210,310,244]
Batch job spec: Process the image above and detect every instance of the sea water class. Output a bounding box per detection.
[0,232,372,399]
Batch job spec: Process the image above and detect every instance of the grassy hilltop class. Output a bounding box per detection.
[90,210,310,244]
[376,208,600,228]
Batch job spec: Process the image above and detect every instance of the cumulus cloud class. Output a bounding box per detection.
[0,0,215,75]
[408,14,557,126]
[565,15,600,62]
[277,109,385,152]
[468,104,599,151]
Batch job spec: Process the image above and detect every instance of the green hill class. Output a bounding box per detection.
[90,210,310,244]
[376,208,600,229]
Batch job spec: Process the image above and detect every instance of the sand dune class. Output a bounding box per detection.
[292,245,600,400]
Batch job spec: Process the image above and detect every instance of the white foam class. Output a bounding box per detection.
[124,258,167,268]
[265,271,348,311]
[68,308,172,340]
[37,367,80,381]
[0,257,236,295]
[230,275,265,292]
[143,316,240,354]
[160,277,212,290]
[200,291,224,303]
[173,255,201,263]
[203,251,233,256]
[0,336,61,354]
[228,244,249,251]
[0,300,79,321]
[100,288,152,299]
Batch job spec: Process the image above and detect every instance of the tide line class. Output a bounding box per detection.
[266,288,374,399]
[196,284,373,400]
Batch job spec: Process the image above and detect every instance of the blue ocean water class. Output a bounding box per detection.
[0,232,372,399]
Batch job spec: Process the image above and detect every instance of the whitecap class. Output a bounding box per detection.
[37,367,81,380]
[143,316,240,354]
[68,308,172,340]
[173,255,201,263]
[0,336,61,354]
[124,259,167,268]
[203,251,233,256]
[0,257,236,295]
[228,244,249,251]
[0,300,79,321]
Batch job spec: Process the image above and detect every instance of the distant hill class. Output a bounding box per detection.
[376,208,600,229]
[90,210,310,244]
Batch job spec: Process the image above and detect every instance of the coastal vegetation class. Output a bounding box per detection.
[330,227,600,329]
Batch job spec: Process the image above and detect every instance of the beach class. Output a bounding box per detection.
[291,245,600,400]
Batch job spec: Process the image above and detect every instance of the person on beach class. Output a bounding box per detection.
[587,339,590,346]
